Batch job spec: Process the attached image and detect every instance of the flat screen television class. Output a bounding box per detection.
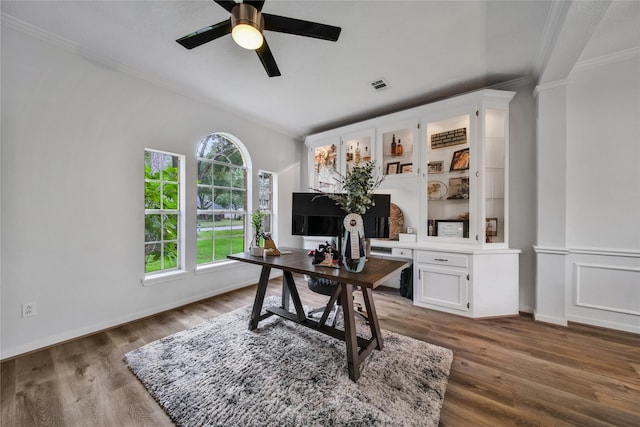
[291,193,390,239]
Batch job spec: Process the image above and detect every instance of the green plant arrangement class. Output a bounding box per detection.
[251,209,267,247]
[314,161,384,214]
[313,161,384,272]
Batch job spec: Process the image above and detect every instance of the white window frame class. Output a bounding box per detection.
[196,133,252,270]
[143,149,186,285]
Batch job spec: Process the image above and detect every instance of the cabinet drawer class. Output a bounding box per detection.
[416,251,468,268]
[391,248,413,259]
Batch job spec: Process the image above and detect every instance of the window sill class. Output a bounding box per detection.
[142,270,190,287]
[195,259,239,275]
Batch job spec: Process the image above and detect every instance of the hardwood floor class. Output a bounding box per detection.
[2,275,639,426]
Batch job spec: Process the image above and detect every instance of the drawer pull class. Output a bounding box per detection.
[434,258,448,262]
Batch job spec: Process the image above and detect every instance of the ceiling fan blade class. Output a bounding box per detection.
[244,1,265,11]
[255,38,281,77]
[263,14,341,41]
[176,20,232,49]
[214,0,237,13]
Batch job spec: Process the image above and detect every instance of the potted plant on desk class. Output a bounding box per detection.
[314,161,384,272]
[250,209,266,256]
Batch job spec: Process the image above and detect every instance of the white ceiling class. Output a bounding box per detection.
[2,1,638,139]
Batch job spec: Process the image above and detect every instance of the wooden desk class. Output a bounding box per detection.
[228,248,409,382]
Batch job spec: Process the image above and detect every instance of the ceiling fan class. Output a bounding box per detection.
[176,0,342,77]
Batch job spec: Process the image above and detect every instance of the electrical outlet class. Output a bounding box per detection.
[22,302,37,318]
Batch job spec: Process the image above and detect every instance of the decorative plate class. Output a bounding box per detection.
[388,203,404,240]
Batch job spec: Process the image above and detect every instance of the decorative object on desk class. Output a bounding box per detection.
[343,213,366,272]
[250,209,267,256]
[312,161,384,273]
[449,148,470,171]
[427,180,448,200]
[124,297,453,427]
[388,203,404,240]
[263,234,281,256]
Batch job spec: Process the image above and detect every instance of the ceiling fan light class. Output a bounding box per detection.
[232,24,264,50]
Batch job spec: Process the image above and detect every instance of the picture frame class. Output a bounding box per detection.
[427,160,444,174]
[435,219,469,238]
[486,217,498,242]
[450,148,470,171]
[400,163,413,173]
[386,161,400,175]
[447,176,469,200]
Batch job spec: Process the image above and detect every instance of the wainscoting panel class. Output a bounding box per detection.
[567,250,640,334]
[575,263,640,316]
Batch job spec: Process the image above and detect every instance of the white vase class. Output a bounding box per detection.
[249,246,264,257]
[342,213,366,273]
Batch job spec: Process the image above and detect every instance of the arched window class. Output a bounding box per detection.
[196,133,249,265]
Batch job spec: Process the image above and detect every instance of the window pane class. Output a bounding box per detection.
[213,164,231,187]
[197,187,213,210]
[145,214,162,242]
[213,188,231,210]
[145,242,162,273]
[162,157,179,182]
[232,189,245,211]
[197,238,214,264]
[145,181,161,209]
[163,184,179,210]
[144,151,161,180]
[197,161,213,185]
[163,242,178,269]
[232,168,245,189]
[214,238,232,260]
[163,214,178,240]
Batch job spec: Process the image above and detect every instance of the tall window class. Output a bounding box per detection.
[196,133,248,265]
[258,170,275,236]
[144,149,184,274]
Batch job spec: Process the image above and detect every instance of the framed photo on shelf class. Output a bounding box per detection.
[450,148,470,171]
[435,219,469,238]
[486,217,498,242]
[386,162,400,175]
[400,163,413,173]
[427,161,444,174]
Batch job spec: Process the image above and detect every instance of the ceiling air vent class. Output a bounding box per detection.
[369,78,390,92]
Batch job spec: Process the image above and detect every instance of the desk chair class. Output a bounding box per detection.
[306,276,368,327]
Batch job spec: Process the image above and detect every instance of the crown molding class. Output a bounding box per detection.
[532,79,569,98]
[572,46,640,74]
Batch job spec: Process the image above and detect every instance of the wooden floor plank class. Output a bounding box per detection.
[1,275,639,426]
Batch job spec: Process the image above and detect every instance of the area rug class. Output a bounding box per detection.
[124,296,453,427]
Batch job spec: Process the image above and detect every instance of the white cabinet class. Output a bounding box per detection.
[421,91,514,248]
[376,118,419,180]
[414,249,519,318]
[305,89,520,318]
[307,128,376,191]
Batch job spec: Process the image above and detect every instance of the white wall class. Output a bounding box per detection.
[1,25,303,359]
[534,52,640,333]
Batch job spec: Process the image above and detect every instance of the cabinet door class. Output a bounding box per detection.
[482,108,508,245]
[308,136,340,193]
[415,264,469,311]
[341,128,375,175]
[423,109,476,242]
[377,119,419,179]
